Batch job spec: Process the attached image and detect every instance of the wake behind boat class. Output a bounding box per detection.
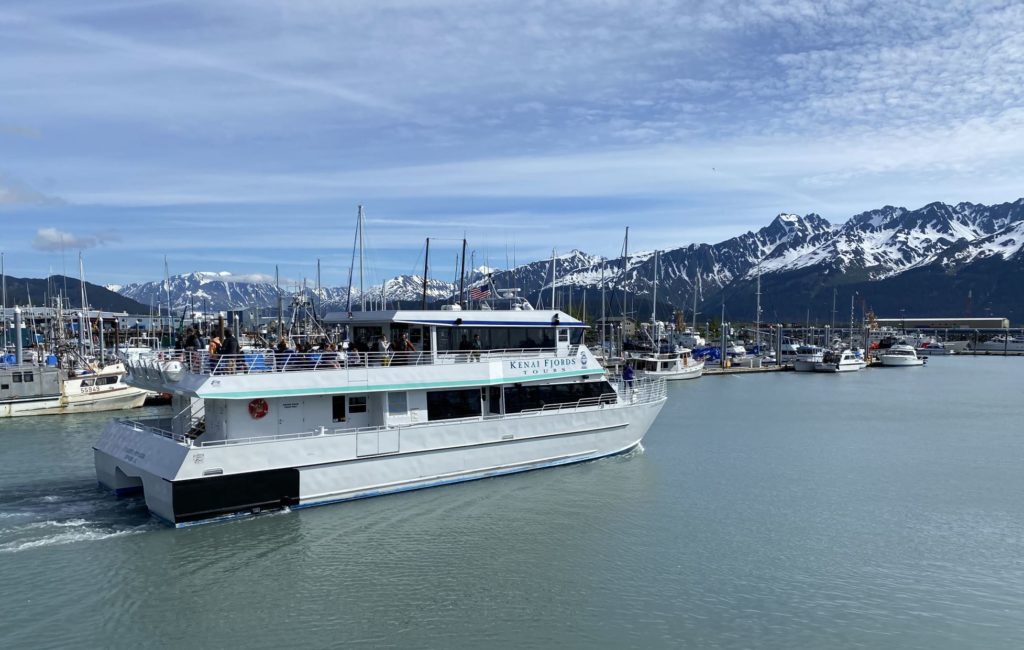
[94,309,667,526]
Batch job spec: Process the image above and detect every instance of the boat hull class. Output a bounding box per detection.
[642,360,704,381]
[1,386,148,417]
[95,397,666,526]
[880,356,925,367]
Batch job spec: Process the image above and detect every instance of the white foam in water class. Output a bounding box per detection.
[0,525,150,554]
[14,518,90,532]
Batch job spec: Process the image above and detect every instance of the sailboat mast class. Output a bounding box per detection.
[359,206,366,312]
[1,251,6,352]
[163,256,172,346]
[651,250,658,327]
[276,265,283,340]
[421,237,430,310]
[459,238,467,308]
[622,227,629,318]
[79,253,87,355]
[692,266,700,333]
[755,260,761,353]
[346,207,359,314]
[549,249,557,310]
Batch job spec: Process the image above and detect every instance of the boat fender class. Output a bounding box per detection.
[248,398,269,419]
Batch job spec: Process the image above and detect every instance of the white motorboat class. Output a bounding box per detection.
[95,309,668,526]
[914,339,955,356]
[627,346,704,381]
[793,344,824,372]
[776,342,800,366]
[878,344,926,367]
[976,335,1024,352]
[813,349,866,373]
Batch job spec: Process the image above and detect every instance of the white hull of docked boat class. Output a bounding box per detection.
[3,387,148,417]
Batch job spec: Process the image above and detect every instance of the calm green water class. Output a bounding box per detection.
[1,357,1022,648]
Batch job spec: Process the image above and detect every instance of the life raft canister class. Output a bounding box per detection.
[248,398,269,419]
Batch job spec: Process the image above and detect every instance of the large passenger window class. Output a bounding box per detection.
[427,389,483,421]
[349,396,367,413]
[504,381,616,413]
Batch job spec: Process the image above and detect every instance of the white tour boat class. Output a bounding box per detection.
[878,344,926,367]
[94,310,668,526]
[627,345,704,381]
[793,344,824,372]
[813,349,867,373]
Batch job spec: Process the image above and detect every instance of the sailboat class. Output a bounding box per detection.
[626,251,704,380]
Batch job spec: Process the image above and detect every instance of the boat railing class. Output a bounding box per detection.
[135,346,575,376]
[120,416,191,444]
[119,376,667,448]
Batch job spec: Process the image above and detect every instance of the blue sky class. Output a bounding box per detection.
[2,0,1023,287]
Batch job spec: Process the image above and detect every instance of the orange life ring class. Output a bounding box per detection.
[248,398,269,419]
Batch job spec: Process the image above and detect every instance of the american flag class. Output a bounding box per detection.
[469,286,491,300]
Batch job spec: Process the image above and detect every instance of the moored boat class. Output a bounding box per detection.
[878,344,926,367]
[813,349,866,373]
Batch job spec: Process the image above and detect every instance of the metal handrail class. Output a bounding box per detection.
[118,376,667,448]
[132,346,576,377]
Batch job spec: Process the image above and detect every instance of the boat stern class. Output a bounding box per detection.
[93,418,191,524]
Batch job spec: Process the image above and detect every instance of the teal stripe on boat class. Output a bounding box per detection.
[199,368,599,399]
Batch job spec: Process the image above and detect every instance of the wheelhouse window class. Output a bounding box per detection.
[427,389,483,421]
[23,371,33,383]
[11,372,22,383]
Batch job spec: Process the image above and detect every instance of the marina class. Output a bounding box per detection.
[2,355,1022,647]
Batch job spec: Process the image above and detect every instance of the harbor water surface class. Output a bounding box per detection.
[1,357,1022,648]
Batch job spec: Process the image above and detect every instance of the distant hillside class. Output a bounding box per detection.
[2,275,150,313]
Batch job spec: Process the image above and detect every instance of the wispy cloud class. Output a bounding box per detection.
[0,174,63,206]
[31,227,119,251]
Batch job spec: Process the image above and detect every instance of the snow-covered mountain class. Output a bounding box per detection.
[110,199,1024,321]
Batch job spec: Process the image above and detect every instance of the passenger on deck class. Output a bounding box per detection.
[393,333,416,365]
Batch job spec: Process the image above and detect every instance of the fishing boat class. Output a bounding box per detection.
[1,307,148,417]
[878,344,926,367]
[813,349,866,373]
[627,345,704,381]
[94,309,668,526]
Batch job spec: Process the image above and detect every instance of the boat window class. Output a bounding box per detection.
[23,372,33,383]
[1,384,8,390]
[488,328,510,350]
[12,372,22,383]
[388,392,408,415]
[570,329,583,345]
[81,378,94,387]
[557,328,570,343]
[503,381,616,413]
[349,396,367,413]
[332,395,346,422]
[96,375,117,385]
[427,389,483,421]
[488,386,502,414]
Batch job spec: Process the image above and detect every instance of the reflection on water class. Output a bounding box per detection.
[1,359,1023,648]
